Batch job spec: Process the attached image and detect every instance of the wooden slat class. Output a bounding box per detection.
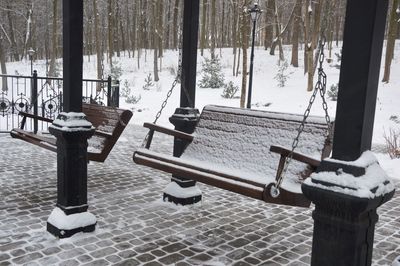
[134,152,310,208]
[134,149,265,188]
[143,123,194,141]
[10,128,57,152]
[19,112,54,123]
[11,104,133,162]
[270,145,321,168]
[134,154,265,200]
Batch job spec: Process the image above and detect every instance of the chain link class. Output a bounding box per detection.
[141,42,183,147]
[271,12,332,197]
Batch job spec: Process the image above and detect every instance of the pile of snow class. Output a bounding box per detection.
[305,151,395,198]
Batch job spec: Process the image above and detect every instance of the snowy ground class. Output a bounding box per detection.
[7,43,400,181]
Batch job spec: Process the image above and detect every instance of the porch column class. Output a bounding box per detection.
[47,0,96,238]
[302,0,395,265]
[166,0,202,205]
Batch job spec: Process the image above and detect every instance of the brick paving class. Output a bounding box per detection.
[0,124,399,266]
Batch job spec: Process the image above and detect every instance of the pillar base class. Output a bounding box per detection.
[163,180,202,205]
[47,207,96,238]
[302,152,395,266]
[48,112,95,238]
[165,107,202,205]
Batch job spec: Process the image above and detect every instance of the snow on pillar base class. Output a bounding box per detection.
[163,181,202,205]
[47,207,96,239]
[302,151,395,266]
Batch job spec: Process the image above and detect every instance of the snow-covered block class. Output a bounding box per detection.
[47,207,96,236]
[50,112,94,132]
[163,181,202,200]
[304,151,395,198]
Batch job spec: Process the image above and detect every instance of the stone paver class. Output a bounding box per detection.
[0,125,399,265]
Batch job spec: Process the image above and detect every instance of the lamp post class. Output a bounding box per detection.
[246,3,262,109]
[27,47,35,76]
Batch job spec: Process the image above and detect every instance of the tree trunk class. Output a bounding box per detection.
[108,0,114,67]
[291,0,303,67]
[304,0,314,91]
[312,0,323,49]
[382,0,399,83]
[200,0,208,56]
[126,0,131,58]
[158,0,164,58]
[210,0,216,59]
[264,0,275,50]
[165,0,172,49]
[93,0,103,81]
[173,0,180,49]
[131,0,137,58]
[7,2,19,61]
[269,1,286,61]
[153,1,159,82]
[232,0,238,76]
[240,2,250,108]
[115,0,121,57]
[48,0,58,77]
[0,37,8,91]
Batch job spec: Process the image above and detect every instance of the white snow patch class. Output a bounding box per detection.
[163,181,202,199]
[305,151,395,198]
[47,207,97,230]
[51,112,93,131]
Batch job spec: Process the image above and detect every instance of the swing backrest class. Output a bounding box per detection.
[181,105,333,188]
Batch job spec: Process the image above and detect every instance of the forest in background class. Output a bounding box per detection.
[0,0,399,102]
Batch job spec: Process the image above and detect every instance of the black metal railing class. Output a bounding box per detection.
[0,71,119,133]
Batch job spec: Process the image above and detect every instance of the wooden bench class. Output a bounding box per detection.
[133,105,333,207]
[10,103,133,162]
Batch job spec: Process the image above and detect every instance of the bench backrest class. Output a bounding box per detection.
[181,105,333,188]
[83,103,132,162]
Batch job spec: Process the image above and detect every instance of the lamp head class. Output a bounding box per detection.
[249,2,262,22]
[28,47,35,57]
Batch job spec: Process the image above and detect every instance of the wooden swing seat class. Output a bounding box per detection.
[133,105,333,208]
[10,103,133,162]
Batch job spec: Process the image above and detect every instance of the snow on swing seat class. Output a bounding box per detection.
[134,105,333,207]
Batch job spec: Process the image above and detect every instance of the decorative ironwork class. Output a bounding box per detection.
[0,94,11,115]
[0,72,117,132]
[14,94,30,113]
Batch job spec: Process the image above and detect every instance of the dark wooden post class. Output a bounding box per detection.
[302,0,395,265]
[47,0,96,238]
[166,0,202,205]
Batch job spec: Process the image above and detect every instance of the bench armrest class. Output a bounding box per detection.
[18,111,54,129]
[143,123,193,141]
[142,123,193,150]
[270,145,320,168]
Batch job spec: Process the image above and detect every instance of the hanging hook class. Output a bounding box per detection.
[270,184,280,198]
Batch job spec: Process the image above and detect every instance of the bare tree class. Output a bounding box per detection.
[48,0,58,77]
[240,0,250,108]
[291,0,303,67]
[382,0,399,83]
[210,0,216,58]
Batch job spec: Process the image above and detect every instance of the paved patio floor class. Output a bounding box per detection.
[0,124,399,266]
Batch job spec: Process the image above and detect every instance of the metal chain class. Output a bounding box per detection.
[141,42,183,147]
[270,10,332,198]
[152,48,182,125]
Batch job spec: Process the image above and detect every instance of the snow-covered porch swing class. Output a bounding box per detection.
[132,0,334,208]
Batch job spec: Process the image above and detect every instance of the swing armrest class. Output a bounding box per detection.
[143,123,194,141]
[270,145,321,168]
[18,112,54,129]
